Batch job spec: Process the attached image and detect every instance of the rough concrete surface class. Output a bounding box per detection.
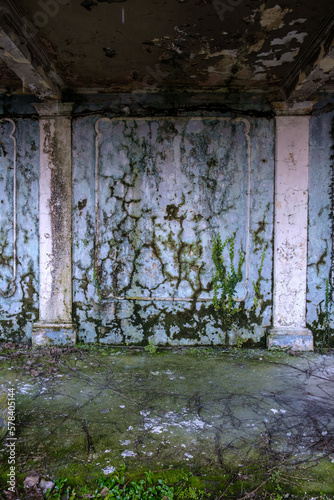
[0,344,334,497]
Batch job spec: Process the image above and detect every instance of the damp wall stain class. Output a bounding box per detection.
[0,95,333,345]
[0,117,39,341]
[72,115,275,345]
[307,108,334,341]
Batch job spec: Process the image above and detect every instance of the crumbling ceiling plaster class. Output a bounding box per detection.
[0,0,334,100]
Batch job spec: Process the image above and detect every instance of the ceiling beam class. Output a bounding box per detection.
[280,9,334,101]
[0,0,65,99]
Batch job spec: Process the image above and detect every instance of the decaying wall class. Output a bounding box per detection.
[72,115,274,344]
[307,107,334,342]
[0,96,333,347]
[0,100,39,341]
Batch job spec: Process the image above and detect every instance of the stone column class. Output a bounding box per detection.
[268,103,314,351]
[32,102,77,346]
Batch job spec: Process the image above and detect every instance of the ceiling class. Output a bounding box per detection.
[0,0,334,102]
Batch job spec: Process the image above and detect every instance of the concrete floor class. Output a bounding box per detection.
[0,344,334,498]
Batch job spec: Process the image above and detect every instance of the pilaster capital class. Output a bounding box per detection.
[32,101,74,117]
[271,100,317,116]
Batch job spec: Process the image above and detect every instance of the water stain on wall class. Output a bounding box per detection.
[72,116,274,345]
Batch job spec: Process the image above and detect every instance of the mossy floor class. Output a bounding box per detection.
[0,344,334,498]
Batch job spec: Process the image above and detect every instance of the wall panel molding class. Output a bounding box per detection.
[0,118,17,298]
[94,117,252,303]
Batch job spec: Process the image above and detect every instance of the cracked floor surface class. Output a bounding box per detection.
[0,345,334,496]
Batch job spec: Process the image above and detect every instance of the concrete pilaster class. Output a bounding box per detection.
[32,102,76,346]
[268,108,313,351]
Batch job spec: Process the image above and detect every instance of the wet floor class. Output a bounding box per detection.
[1,345,334,496]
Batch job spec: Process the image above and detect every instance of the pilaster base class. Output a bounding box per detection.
[32,322,77,346]
[267,327,313,351]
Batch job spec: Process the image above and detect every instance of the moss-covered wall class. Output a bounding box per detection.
[2,94,333,346]
[0,108,39,341]
[72,115,274,345]
[307,107,334,345]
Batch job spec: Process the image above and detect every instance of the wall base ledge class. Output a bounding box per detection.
[32,322,77,346]
[267,327,313,351]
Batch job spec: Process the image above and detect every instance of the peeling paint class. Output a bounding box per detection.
[307,109,334,344]
[1,0,332,97]
[259,5,293,31]
[72,114,274,345]
[259,49,300,68]
[271,31,308,46]
[289,18,307,26]
[0,116,39,342]
[319,55,334,73]
[0,94,333,348]
[205,49,238,59]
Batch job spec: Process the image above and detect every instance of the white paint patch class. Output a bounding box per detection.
[120,440,131,445]
[258,49,280,58]
[121,450,137,458]
[205,49,238,59]
[259,50,299,67]
[271,31,308,46]
[180,418,208,430]
[141,411,211,435]
[150,426,166,434]
[102,465,116,475]
[289,18,307,25]
[18,383,34,394]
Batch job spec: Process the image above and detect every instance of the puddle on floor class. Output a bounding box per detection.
[0,347,334,495]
